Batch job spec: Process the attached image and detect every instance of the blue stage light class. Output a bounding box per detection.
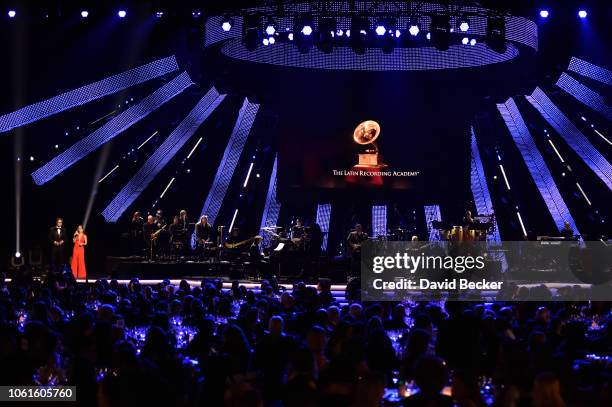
[539,10,549,18]
[81,10,89,18]
[262,38,269,46]
[268,37,275,45]
[409,24,419,36]
[498,97,580,235]
[556,73,612,121]
[568,57,612,86]
[118,10,127,18]
[462,37,469,45]
[372,205,387,239]
[316,203,332,250]
[32,72,193,185]
[102,88,226,223]
[221,20,232,32]
[459,21,469,32]
[199,99,259,226]
[375,25,386,36]
[526,87,612,190]
[259,156,281,248]
[470,38,477,46]
[288,33,294,41]
[8,10,16,18]
[0,56,179,134]
[578,10,587,19]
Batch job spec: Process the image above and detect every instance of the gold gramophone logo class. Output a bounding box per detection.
[353,120,387,169]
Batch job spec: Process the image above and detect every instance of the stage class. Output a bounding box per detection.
[100,255,351,283]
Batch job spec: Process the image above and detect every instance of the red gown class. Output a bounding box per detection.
[71,233,87,279]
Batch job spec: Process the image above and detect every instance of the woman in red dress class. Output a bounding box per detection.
[71,225,88,279]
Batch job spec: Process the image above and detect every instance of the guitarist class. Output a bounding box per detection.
[347,223,368,276]
[347,223,368,255]
[143,215,160,260]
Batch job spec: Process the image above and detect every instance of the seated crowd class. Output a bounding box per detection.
[0,270,610,407]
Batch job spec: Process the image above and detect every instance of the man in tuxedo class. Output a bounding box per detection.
[49,217,67,271]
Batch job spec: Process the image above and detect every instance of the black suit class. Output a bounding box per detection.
[49,226,67,270]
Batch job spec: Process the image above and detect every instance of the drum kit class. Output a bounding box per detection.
[432,215,495,241]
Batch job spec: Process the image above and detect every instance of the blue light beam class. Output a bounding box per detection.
[32,72,193,185]
[525,87,612,190]
[497,98,580,234]
[259,156,281,248]
[0,56,179,134]
[199,98,259,226]
[101,87,226,222]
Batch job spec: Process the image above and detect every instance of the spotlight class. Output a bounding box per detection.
[262,38,269,46]
[192,10,202,18]
[430,14,451,51]
[408,24,420,36]
[8,10,16,18]
[221,17,233,32]
[268,36,275,44]
[470,38,477,46]
[301,25,313,36]
[155,11,164,18]
[457,17,470,32]
[539,10,549,18]
[288,33,294,41]
[118,10,127,18]
[336,29,344,36]
[81,10,89,18]
[462,37,469,45]
[29,156,34,161]
[375,25,386,36]
[265,19,276,36]
[578,10,587,19]
[15,251,21,258]
[395,30,401,37]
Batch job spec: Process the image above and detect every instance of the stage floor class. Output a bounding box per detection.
[100,256,351,283]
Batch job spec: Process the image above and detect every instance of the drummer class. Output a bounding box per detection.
[291,218,305,240]
[462,210,475,228]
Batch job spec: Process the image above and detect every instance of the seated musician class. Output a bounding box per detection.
[291,218,305,239]
[347,223,368,256]
[249,235,264,262]
[195,215,213,246]
[559,221,574,239]
[169,216,187,254]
